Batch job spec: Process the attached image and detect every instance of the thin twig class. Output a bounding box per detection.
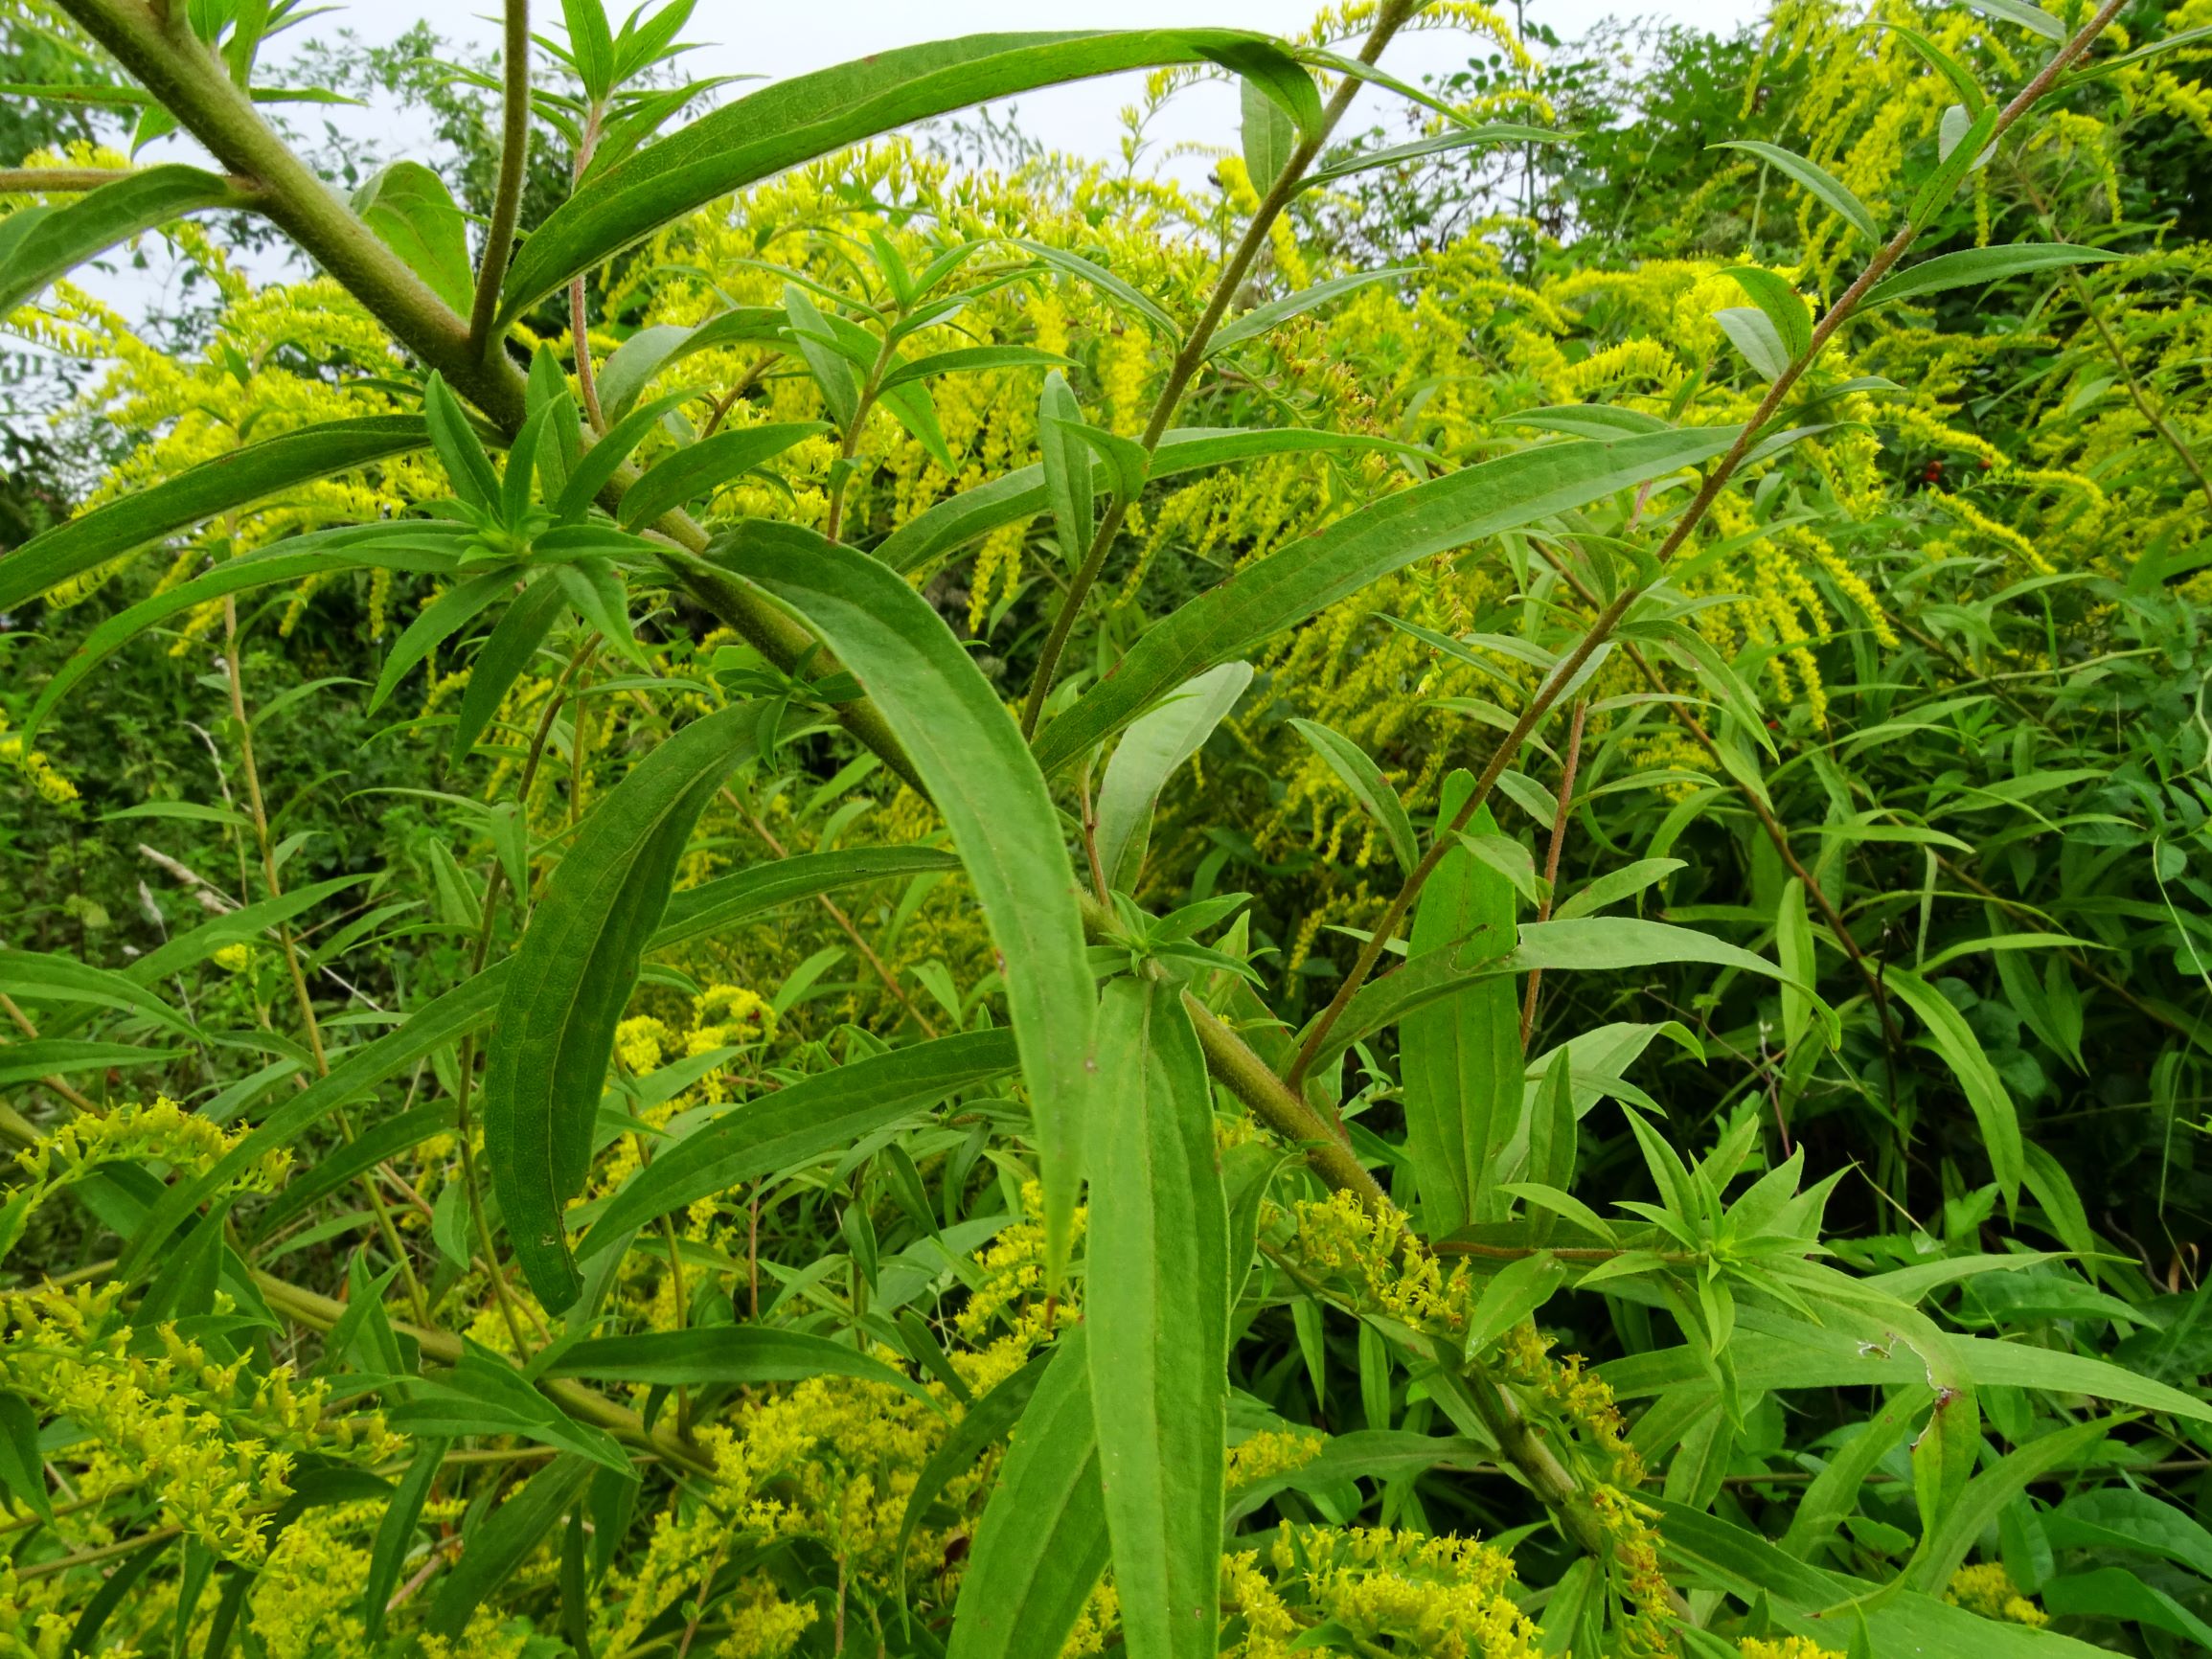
[1015,0,1424,738]
[1284,0,2129,1091]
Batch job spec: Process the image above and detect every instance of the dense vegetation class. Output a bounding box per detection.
[2,0,2211,1653]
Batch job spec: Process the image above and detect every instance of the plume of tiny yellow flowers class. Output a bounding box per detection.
[1946,1561,2049,1627]
[3,1097,289,1261]
[1252,1523,1541,1659]
[1217,155,1311,290]
[1228,1427,1329,1488]
[0,1285,398,1564]
[1738,1640,1845,1659]
[0,710,80,813]
[958,1180,1085,1345]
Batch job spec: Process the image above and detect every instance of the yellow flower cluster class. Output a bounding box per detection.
[0,712,80,812]
[1946,1561,2049,1627]
[956,1180,1085,1344]
[0,1286,396,1562]
[4,1098,291,1261]
[1289,1189,1477,1333]
[1497,1320,1643,1489]
[1248,1523,1540,1659]
[1738,1639,1845,1659]
[1227,1427,1329,1487]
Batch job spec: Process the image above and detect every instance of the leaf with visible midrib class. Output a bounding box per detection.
[704,521,1095,1283]
[484,702,761,1311]
[1883,965,2023,1202]
[0,166,252,317]
[0,417,429,614]
[1031,428,1737,775]
[581,1027,1017,1253]
[496,31,1305,329]
[426,1453,597,1639]
[1084,979,1229,1659]
[545,1326,932,1405]
[873,425,1426,576]
[1400,782,1520,1234]
[947,1329,1110,1659]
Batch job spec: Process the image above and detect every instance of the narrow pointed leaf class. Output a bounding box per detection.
[874,424,1425,575]
[702,521,1095,1280]
[617,421,826,529]
[1085,981,1228,1658]
[0,165,252,315]
[1859,243,2121,310]
[426,1453,598,1639]
[1401,780,1521,1233]
[1032,428,1736,775]
[484,701,761,1310]
[0,416,428,613]
[1288,717,1418,873]
[1714,141,1881,242]
[1094,662,1252,891]
[498,31,1295,328]
[546,1327,931,1405]
[947,1328,1110,1659]
[583,1028,1016,1251]
[1883,966,2023,1202]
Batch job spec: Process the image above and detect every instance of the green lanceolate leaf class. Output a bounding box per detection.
[123,843,935,1277]
[947,1328,1110,1659]
[425,1452,598,1639]
[1206,268,1413,358]
[1883,966,2023,1201]
[0,417,429,613]
[874,424,1425,575]
[617,420,827,529]
[362,1438,446,1643]
[1859,243,2122,310]
[703,521,1095,1281]
[497,30,1301,328]
[546,1327,932,1405]
[1287,717,1419,874]
[1240,74,1295,189]
[0,949,192,1036]
[1298,125,1556,192]
[1400,777,1522,1234]
[897,1352,1052,1608]
[447,575,568,765]
[1094,661,1252,891]
[596,307,787,424]
[0,165,253,316]
[582,1027,1017,1252]
[1031,427,1736,775]
[1038,370,1093,566]
[484,701,761,1311]
[1713,140,1881,242]
[1084,979,1229,1659]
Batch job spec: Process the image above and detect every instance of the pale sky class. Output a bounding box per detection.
[81,0,1769,328]
[235,0,1771,190]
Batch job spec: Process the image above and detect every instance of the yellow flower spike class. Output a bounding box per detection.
[1946,1561,2051,1627]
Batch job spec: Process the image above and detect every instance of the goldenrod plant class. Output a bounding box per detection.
[1,0,2210,1653]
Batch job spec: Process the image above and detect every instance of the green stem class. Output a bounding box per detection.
[54,0,519,425]
[1015,0,1423,739]
[467,0,533,356]
[1283,0,2129,1092]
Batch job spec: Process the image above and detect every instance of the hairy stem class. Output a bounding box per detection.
[468,0,532,355]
